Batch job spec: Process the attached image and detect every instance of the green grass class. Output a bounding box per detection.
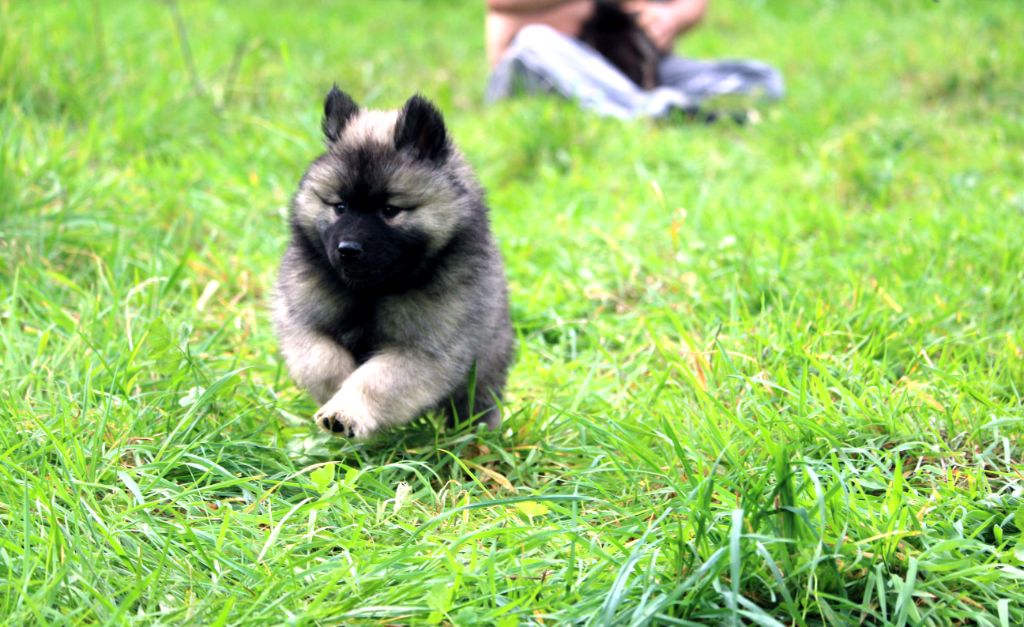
[2,0,1023,624]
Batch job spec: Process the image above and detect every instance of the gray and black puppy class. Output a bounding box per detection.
[273,87,514,439]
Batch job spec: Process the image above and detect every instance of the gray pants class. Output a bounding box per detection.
[486,24,784,119]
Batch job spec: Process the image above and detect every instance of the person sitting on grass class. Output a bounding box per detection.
[485,0,784,119]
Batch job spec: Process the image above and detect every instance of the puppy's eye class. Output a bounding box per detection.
[332,200,349,214]
[381,205,404,220]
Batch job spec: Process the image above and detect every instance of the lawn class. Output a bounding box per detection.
[1,0,1022,624]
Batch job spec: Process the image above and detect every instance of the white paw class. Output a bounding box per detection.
[313,399,378,439]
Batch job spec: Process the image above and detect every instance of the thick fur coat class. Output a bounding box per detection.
[273,88,513,438]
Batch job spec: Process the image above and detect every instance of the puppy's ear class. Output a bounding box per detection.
[394,94,449,163]
[322,85,359,143]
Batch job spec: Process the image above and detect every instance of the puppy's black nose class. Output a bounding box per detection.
[336,241,363,261]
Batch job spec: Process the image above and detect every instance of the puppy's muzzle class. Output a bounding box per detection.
[336,241,364,262]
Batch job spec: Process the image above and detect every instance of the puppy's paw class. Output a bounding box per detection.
[313,399,378,439]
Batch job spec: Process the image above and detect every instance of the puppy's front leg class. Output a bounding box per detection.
[277,322,357,406]
[315,350,456,439]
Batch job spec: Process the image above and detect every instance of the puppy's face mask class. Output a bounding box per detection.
[293,88,470,290]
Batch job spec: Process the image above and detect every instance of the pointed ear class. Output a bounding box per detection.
[394,94,450,163]
[322,85,359,143]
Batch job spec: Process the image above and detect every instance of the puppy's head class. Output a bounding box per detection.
[291,87,477,289]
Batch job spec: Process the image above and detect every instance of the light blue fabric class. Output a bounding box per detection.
[486,24,784,119]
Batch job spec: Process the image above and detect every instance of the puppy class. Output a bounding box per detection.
[273,87,514,439]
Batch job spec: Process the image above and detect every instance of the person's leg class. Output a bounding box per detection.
[486,24,694,119]
[657,55,785,103]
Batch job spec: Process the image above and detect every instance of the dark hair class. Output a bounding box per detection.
[578,1,664,90]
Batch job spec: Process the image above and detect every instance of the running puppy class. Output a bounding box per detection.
[274,87,514,438]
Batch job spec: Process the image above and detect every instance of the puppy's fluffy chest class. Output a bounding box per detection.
[312,289,442,363]
[313,296,378,364]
